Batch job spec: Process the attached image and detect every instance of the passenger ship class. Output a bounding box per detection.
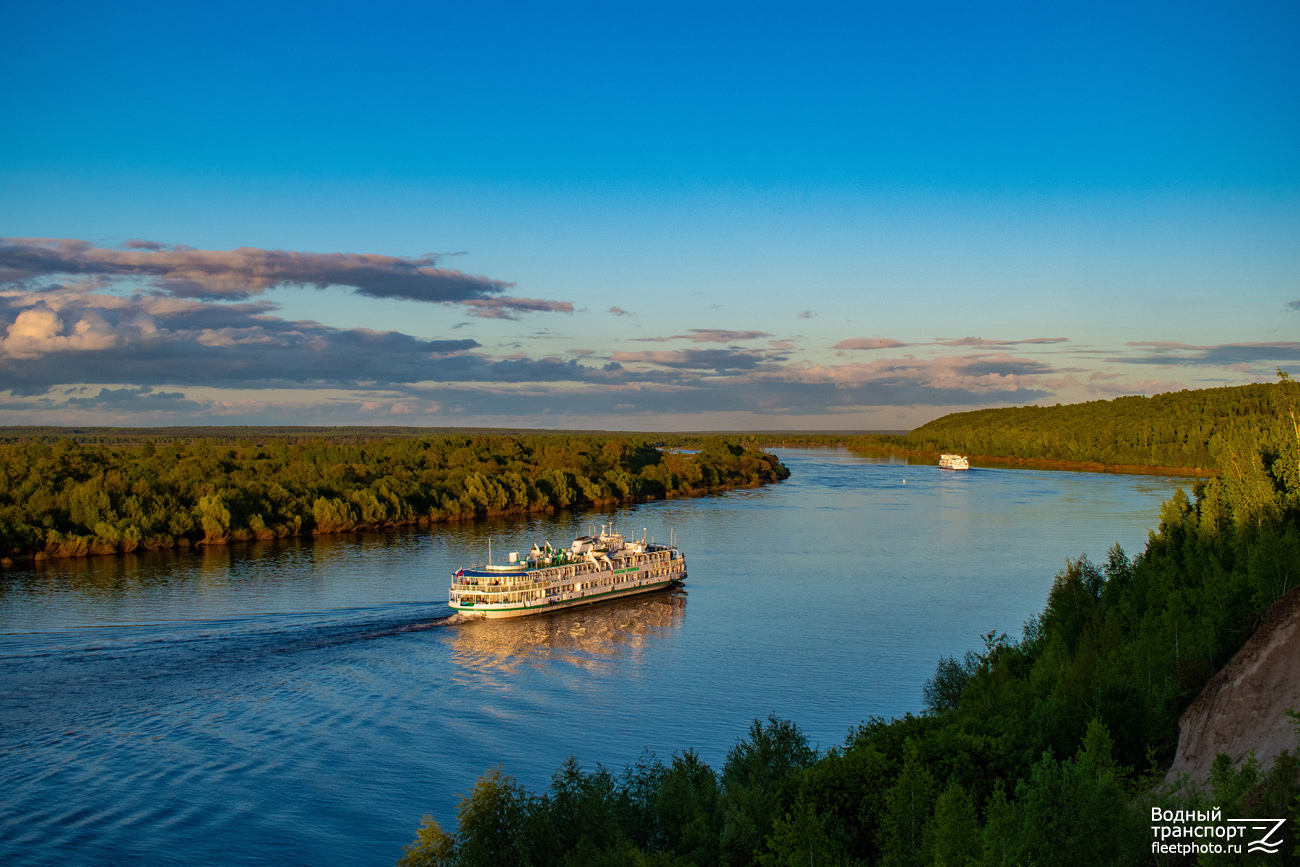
[938,453,970,470]
[448,526,686,618]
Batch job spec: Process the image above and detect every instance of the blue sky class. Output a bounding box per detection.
[2,0,1297,429]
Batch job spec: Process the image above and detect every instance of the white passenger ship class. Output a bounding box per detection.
[938,453,970,470]
[448,526,686,618]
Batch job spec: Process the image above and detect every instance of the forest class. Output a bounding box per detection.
[0,435,788,562]
[850,381,1295,471]
[396,377,1300,865]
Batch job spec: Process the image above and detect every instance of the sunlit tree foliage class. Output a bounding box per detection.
[0,435,788,560]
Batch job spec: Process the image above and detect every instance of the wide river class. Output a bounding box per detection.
[0,448,1191,866]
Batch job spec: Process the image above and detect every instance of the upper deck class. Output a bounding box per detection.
[456,544,682,586]
[452,526,683,589]
[448,525,686,616]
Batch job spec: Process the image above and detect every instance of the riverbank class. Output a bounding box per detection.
[857,380,1296,478]
[0,435,789,565]
[0,481,769,567]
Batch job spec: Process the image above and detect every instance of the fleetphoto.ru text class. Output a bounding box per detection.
[1152,808,1286,857]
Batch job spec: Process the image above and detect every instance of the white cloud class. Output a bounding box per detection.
[1,303,124,358]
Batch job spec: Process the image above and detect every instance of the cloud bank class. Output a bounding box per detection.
[0,271,1070,421]
[834,337,911,350]
[0,238,570,315]
[632,329,774,344]
[0,237,1202,426]
[1117,341,1300,367]
[835,336,1068,350]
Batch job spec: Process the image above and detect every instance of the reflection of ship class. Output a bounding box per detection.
[447,593,684,676]
[448,525,686,618]
[938,454,970,470]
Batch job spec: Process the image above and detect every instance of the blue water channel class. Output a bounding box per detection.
[0,448,1192,866]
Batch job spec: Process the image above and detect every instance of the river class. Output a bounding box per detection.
[0,448,1190,866]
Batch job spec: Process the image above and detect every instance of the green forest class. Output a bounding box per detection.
[0,435,788,562]
[396,378,1300,865]
[850,380,1295,471]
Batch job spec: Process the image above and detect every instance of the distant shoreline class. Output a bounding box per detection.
[746,440,1215,477]
[842,443,1215,478]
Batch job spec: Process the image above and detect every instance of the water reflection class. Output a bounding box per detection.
[447,590,686,680]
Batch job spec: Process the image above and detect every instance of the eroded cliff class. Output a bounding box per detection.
[1167,584,1300,785]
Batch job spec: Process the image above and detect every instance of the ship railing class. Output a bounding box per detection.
[452,591,540,603]
[459,581,550,590]
[455,570,676,601]
[454,562,683,592]
[455,575,608,591]
[453,587,545,599]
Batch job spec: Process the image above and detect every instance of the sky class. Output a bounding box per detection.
[2,0,1298,431]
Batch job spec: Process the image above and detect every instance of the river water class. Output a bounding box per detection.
[0,448,1189,866]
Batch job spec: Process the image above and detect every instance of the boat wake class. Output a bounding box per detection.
[359,611,474,639]
[0,602,462,665]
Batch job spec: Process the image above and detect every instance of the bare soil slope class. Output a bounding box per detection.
[1167,584,1300,784]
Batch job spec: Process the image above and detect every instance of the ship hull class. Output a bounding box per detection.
[451,575,683,619]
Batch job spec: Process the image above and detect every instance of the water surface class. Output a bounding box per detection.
[0,448,1190,865]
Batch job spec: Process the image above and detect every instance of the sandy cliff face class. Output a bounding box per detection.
[1167,584,1300,785]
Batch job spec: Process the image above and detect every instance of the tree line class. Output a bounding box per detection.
[398,377,1300,866]
[0,435,789,562]
[851,379,1297,471]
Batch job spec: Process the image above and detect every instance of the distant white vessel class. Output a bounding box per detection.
[938,453,970,470]
[448,525,686,618]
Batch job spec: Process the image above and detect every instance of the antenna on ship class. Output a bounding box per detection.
[488,537,492,565]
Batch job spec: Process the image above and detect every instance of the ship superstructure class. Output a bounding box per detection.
[448,525,686,618]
